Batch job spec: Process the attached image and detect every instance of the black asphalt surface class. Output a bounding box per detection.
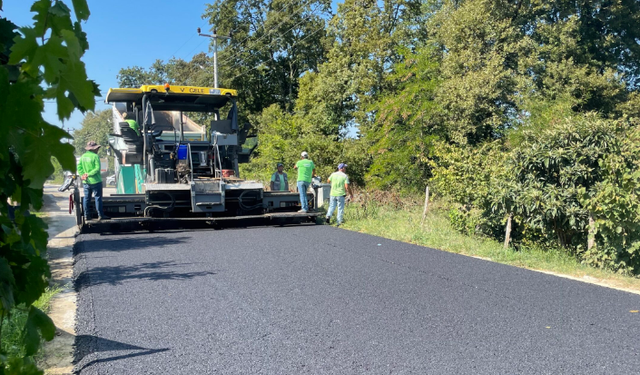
[74,225,640,374]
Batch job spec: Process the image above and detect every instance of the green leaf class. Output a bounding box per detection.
[23,306,56,356]
[0,17,18,56]
[50,1,71,17]
[8,27,38,67]
[30,0,51,36]
[72,21,89,51]
[31,34,68,83]
[71,0,90,21]
[0,256,16,313]
[55,90,76,120]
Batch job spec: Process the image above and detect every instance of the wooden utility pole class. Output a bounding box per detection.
[504,213,513,249]
[588,213,595,250]
[421,186,430,227]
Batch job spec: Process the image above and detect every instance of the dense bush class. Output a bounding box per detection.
[433,112,640,274]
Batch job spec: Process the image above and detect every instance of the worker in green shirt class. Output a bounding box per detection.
[294,151,316,213]
[122,112,140,136]
[77,141,110,221]
[325,163,353,226]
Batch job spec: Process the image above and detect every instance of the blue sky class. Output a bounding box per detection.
[3,0,234,131]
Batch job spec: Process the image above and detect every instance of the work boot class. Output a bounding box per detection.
[325,217,330,224]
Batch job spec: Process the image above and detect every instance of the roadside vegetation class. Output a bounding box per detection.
[0,287,61,363]
[87,0,640,278]
[340,192,640,292]
[116,0,640,278]
[48,158,65,185]
[1,0,96,373]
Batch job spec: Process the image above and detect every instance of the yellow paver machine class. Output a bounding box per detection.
[69,84,320,233]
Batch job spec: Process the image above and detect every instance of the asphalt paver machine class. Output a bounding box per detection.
[72,84,320,232]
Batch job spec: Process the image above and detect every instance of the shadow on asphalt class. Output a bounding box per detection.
[76,236,191,253]
[74,334,169,373]
[75,261,216,291]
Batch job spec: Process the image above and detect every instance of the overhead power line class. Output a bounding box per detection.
[228,0,314,53]
[221,2,326,71]
[219,0,327,66]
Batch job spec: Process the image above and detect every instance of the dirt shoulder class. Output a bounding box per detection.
[40,185,78,375]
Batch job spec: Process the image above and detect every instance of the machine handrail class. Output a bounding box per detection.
[212,133,223,179]
[187,142,194,181]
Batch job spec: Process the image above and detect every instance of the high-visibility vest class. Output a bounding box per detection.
[272,172,288,191]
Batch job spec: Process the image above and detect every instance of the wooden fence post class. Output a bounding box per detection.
[504,213,513,249]
[588,213,595,250]
[421,186,430,227]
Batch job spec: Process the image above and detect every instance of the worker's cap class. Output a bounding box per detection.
[338,163,348,170]
[277,162,284,167]
[85,141,101,151]
[301,151,308,158]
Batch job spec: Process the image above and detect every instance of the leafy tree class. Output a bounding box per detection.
[426,0,639,145]
[73,109,115,174]
[300,0,425,137]
[203,0,332,115]
[240,104,370,186]
[73,109,113,158]
[366,46,441,190]
[116,53,216,88]
[0,0,97,373]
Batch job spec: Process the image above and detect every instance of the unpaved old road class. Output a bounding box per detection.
[74,226,640,374]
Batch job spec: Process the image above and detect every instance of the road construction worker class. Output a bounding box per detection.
[270,163,289,191]
[122,112,140,136]
[78,141,110,221]
[325,163,353,226]
[294,151,315,213]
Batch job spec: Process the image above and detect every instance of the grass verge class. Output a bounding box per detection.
[0,286,62,361]
[341,202,640,293]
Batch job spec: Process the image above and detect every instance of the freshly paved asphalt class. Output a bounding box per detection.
[74,225,640,374]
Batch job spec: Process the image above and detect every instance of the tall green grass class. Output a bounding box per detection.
[341,201,640,291]
[0,286,61,360]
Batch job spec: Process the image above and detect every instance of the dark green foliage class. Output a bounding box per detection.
[0,0,96,373]
[365,46,441,191]
[435,112,640,273]
[203,0,332,114]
